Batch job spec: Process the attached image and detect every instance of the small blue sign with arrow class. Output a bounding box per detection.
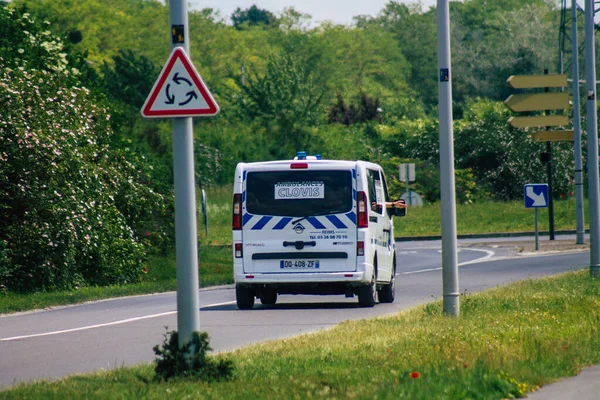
[524,183,548,208]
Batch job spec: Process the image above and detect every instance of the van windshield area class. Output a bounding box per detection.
[246,170,353,217]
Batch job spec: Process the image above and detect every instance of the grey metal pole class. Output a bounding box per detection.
[572,0,585,245]
[535,208,539,251]
[437,0,459,316]
[544,69,555,241]
[405,164,410,206]
[585,0,600,276]
[170,0,201,346]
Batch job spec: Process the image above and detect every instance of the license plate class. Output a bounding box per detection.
[280,260,320,269]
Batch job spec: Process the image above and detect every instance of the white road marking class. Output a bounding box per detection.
[0,300,237,342]
[399,248,495,275]
[2,249,496,342]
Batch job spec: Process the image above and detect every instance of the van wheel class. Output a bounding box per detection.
[379,265,395,303]
[236,284,255,310]
[260,289,277,305]
[358,271,377,307]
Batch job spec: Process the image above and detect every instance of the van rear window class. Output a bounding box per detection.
[246,170,352,217]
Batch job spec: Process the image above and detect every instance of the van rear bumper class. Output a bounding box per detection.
[235,271,368,285]
[235,271,371,296]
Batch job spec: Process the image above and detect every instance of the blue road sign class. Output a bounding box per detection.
[524,183,549,208]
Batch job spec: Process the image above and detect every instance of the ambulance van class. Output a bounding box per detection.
[231,152,405,309]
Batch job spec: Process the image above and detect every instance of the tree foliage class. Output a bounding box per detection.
[0,5,173,292]
[329,93,381,125]
[231,5,277,30]
[238,52,324,154]
[0,0,587,279]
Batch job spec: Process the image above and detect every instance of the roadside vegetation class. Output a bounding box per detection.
[3,270,600,399]
[0,193,587,314]
[0,1,582,299]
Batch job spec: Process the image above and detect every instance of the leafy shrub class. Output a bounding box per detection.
[0,65,172,292]
[0,6,71,74]
[381,158,486,204]
[396,100,575,201]
[153,330,235,382]
[454,100,574,200]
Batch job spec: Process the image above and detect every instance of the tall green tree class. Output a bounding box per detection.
[238,52,323,154]
[231,5,277,30]
[361,2,438,114]
[450,1,559,109]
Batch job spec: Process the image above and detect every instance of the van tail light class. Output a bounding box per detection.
[357,241,365,256]
[234,243,243,258]
[232,193,242,230]
[357,191,368,228]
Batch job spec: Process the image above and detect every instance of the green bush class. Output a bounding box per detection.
[0,7,175,292]
[0,65,173,291]
[394,100,575,201]
[153,330,235,382]
[454,100,574,200]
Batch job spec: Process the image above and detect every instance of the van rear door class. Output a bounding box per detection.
[241,167,357,274]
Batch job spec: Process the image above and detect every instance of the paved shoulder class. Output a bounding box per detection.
[526,364,600,400]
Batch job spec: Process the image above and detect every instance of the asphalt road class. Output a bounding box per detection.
[0,243,589,389]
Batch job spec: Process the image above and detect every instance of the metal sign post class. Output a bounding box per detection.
[534,208,539,251]
[399,163,415,206]
[585,0,600,276]
[202,189,208,237]
[141,0,220,350]
[437,0,459,317]
[570,0,585,246]
[524,183,549,251]
[504,72,570,242]
[170,0,200,350]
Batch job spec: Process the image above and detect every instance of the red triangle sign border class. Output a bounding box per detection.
[141,47,219,118]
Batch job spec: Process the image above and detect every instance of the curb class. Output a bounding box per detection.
[395,229,588,242]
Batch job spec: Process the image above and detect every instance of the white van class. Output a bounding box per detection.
[231,152,405,309]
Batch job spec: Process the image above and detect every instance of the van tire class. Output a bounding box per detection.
[260,289,277,305]
[358,271,377,307]
[236,284,255,310]
[379,265,395,303]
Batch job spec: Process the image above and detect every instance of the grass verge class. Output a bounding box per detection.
[0,246,232,315]
[2,270,600,399]
[394,198,586,237]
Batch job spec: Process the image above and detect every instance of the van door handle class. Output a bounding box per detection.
[383,228,391,233]
[283,241,317,250]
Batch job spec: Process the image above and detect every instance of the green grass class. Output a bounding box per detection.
[3,270,600,399]
[394,197,586,237]
[0,247,231,315]
[0,192,587,314]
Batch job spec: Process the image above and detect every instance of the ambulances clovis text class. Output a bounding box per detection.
[274,181,324,199]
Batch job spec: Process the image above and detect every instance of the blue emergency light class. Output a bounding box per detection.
[295,151,321,160]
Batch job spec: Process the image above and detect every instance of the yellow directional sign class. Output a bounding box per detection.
[506,74,567,89]
[504,92,569,112]
[530,130,575,142]
[508,115,569,128]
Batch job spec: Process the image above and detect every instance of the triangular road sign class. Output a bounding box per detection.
[141,47,219,118]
